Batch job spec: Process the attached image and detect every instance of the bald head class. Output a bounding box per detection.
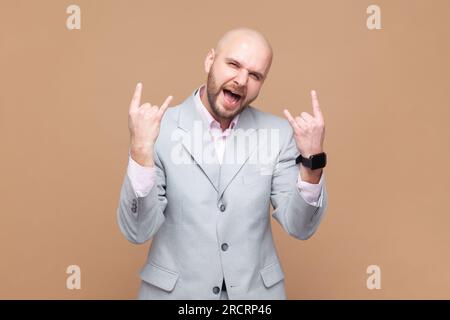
[215,28,273,61]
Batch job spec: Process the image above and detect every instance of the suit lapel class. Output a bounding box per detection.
[178,92,221,193]
[218,106,258,200]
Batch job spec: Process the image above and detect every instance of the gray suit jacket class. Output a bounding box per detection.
[117,89,328,299]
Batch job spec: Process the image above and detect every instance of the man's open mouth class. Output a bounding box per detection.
[222,89,242,108]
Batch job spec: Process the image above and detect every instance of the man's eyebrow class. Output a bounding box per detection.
[225,57,264,79]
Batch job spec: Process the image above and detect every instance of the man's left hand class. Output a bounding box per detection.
[283,90,325,183]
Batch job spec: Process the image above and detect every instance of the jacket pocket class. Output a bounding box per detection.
[139,262,180,292]
[259,262,285,288]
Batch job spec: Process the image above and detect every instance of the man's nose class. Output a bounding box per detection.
[233,69,249,86]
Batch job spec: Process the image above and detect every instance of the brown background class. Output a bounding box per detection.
[1,0,449,299]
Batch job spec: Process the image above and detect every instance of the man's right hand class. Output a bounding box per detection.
[128,82,173,167]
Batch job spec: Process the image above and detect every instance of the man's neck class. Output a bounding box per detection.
[200,85,232,131]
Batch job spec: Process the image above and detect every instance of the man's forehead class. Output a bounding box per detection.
[221,40,271,72]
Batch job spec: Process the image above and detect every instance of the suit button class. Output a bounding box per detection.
[219,204,226,212]
[131,206,137,213]
[221,243,229,251]
[213,286,220,294]
[132,199,137,205]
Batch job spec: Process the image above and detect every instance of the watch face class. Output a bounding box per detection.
[311,153,327,170]
[296,153,327,169]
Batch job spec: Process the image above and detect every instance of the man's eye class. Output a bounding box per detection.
[250,74,260,80]
[229,62,238,67]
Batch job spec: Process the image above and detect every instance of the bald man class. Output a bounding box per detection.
[117,28,328,300]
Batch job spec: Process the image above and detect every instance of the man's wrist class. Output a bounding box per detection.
[130,143,155,167]
[296,151,326,170]
[299,165,322,184]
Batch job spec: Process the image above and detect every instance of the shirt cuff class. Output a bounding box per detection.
[297,173,324,207]
[126,155,156,197]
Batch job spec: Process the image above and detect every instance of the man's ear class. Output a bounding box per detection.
[204,49,215,73]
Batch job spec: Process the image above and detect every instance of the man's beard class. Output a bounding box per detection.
[206,69,248,121]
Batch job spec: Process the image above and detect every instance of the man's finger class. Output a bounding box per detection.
[158,95,173,117]
[283,109,301,132]
[300,111,314,123]
[130,82,143,112]
[311,90,323,120]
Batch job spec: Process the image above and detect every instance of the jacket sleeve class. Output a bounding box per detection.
[270,124,328,240]
[117,149,168,244]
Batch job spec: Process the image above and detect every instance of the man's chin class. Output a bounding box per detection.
[217,105,241,120]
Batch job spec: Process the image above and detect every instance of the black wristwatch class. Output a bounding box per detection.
[295,152,327,170]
